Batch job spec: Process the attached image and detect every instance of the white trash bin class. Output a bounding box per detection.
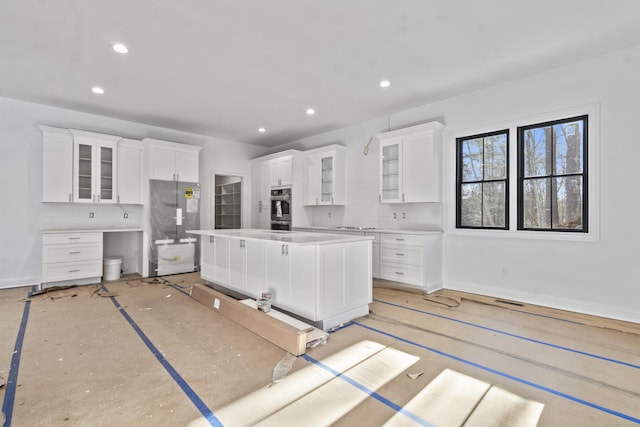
[103,257,122,281]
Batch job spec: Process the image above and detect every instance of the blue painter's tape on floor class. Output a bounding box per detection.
[302,353,436,427]
[374,298,640,370]
[354,321,640,424]
[1,285,35,427]
[102,284,223,427]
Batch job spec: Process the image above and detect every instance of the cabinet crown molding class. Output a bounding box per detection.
[374,121,445,141]
[142,138,202,153]
[68,129,122,143]
[251,149,302,163]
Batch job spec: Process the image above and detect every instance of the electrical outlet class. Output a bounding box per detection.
[89,212,94,219]
[124,212,129,219]
[500,267,508,276]
[328,212,332,218]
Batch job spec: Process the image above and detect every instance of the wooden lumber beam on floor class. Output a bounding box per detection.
[190,284,310,355]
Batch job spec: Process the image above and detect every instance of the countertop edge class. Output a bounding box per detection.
[42,228,144,233]
[187,229,375,245]
[292,226,443,235]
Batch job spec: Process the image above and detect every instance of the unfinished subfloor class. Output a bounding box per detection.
[1,273,639,426]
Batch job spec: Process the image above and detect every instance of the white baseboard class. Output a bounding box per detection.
[444,280,639,324]
[0,275,40,290]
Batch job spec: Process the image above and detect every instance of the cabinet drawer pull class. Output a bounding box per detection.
[395,272,405,275]
[69,251,81,254]
[68,269,81,273]
[68,237,81,240]
[395,238,405,241]
[395,253,405,256]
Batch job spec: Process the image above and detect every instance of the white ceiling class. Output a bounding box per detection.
[2,1,640,147]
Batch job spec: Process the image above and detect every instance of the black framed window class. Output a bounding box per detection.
[456,130,509,229]
[517,115,588,232]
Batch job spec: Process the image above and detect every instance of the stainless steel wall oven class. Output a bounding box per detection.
[270,187,291,230]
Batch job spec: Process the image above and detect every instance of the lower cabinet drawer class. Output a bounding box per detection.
[42,243,103,263]
[380,262,424,286]
[380,245,423,264]
[42,233,102,245]
[42,260,102,283]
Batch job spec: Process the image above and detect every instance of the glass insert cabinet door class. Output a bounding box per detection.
[380,142,401,202]
[320,156,333,203]
[72,133,117,203]
[99,146,114,202]
[76,143,94,201]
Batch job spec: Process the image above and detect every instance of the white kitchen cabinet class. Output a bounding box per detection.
[270,156,293,187]
[229,238,265,294]
[40,126,74,203]
[70,130,121,204]
[144,138,201,182]
[366,232,380,279]
[117,139,144,204]
[212,236,230,286]
[304,145,346,206]
[377,121,444,203]
[379,232,442,292]
[193,230,372,329]
[317,241,371,319]
[201,235,215,282]
[265,242,317,320]
[251,161,271,229]
[41,232,103,286]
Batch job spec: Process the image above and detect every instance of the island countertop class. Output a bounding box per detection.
[187,228,374,245]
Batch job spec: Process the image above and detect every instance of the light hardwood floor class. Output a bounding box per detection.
[1,273,638,426]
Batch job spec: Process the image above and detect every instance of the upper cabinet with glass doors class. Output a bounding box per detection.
[303,145,347,206]
[376,121,444,203]
[69,130,121,204]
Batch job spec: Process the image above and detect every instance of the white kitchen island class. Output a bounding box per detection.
[188,229,373,330]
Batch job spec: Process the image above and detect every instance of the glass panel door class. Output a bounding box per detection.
[321,156,333,203]
[381,143,400,201]
[77,143,93,201]
[100,146,114,202]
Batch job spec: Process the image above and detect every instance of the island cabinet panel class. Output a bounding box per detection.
[212,236,230,286]
[201,236,215,281]
[229,238,265,294]
[318,242,372,319]
[265,243,317,320]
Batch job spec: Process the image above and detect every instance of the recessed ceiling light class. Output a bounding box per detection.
[380,80,391,88]
[91,86,105,95]
[112,43,128,54]
[306,108,315,115]
[258,127,266,133]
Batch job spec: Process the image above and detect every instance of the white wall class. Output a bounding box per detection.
[276,44,640,323]
[0,97,264,288]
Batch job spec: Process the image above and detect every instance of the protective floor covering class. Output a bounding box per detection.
[1,273,639,426]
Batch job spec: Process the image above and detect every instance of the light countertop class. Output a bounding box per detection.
[187,228,374,245]
[293,226,443,235]
[42,228,144,234]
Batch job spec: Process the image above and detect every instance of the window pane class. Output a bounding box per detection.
[523,127,552,178]
[552,176,583,229]
[482,181,506,227]
[461,138,483,182]
[484,134,507,180]
[554,120,584,175]
[460,183,482,226]
[523,178,550,228]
